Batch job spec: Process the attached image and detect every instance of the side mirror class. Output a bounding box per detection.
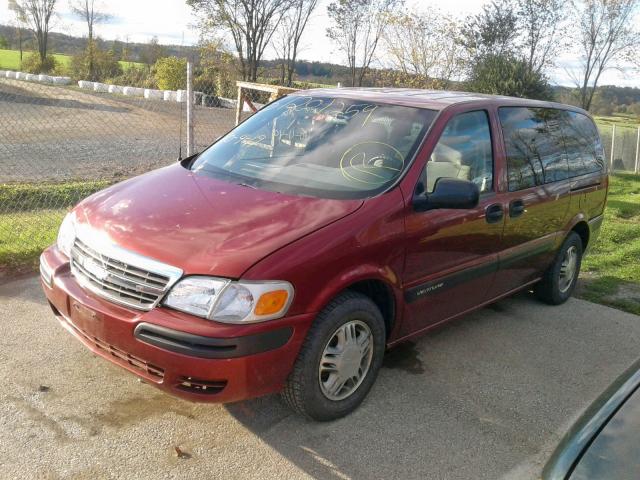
[413,178,480,212]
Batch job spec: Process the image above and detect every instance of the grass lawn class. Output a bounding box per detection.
[0,180,112,275]
[1,176,638,315]
[0,48,71,70]
[0,208,67,272]
[594,113,640,130]
[0,48,144,73]
[578,173,640,315]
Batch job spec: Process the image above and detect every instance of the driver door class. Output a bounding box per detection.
[400,109,505,336]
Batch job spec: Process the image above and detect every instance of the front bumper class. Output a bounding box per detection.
[40,247,315,403]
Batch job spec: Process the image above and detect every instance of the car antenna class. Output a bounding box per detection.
[178,32,185,162]
[178,90,184,162]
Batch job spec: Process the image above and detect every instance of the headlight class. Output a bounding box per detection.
[164,276,294,323]
[57,212,76,258]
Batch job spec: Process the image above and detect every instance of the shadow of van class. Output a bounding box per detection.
[222,292,563,480]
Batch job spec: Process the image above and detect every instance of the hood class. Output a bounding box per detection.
[75,163,363,278]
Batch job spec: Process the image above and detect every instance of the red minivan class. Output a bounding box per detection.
[40,89,608,420]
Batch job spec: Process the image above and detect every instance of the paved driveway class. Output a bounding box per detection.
[1,276,639,480]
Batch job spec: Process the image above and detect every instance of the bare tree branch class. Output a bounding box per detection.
[9,0,58,62]
[188,0,294,82]
[516,0,566,75]
[273,0,318,86]
[326,0,400,87]
[572,0,640,110]
[383,9,465,88]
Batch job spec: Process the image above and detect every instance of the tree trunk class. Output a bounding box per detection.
[18,28,23,64]
[286,64,294,87]
[38,30,46,62]
[88,35,95,81]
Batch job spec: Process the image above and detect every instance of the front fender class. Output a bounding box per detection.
[241,189,408,341]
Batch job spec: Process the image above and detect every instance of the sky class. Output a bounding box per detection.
[0,0,637,88]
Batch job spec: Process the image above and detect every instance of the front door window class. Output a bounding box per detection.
[426,110,493,193]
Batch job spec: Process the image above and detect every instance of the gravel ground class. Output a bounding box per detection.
[0,79,238,182]
[1,276,639,479]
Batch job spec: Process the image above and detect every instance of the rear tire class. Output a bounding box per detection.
[535,232,583,305]
[281,291,385,421]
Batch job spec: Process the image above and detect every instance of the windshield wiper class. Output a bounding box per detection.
[237,182,258,189]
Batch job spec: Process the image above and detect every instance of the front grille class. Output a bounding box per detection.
[70,237,181,310]
[69,320,165,380]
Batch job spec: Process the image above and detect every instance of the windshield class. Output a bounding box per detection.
[191,95,437,199]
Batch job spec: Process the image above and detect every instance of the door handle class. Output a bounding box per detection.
[509,199,525,218]
[485,203,504,224]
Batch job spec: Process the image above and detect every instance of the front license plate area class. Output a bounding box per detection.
[70,300,104,336]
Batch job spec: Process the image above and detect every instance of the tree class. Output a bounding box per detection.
[458,0,557,99]
[517,0,565,75]
[70,0,112,80]
[467,53,553,100]
[8,0,31,65]
[9,0,57,63]
[383,10,464,88]
[571,0,640,111]
[274,0,318,86]
[327,0,399,87]
[460,0,520,60]
[197,39,238,97]
[69,0,110,45]
[69,44,121,81]
[140,36,166,66]
[0,35,8,49]
[187,0,293,82]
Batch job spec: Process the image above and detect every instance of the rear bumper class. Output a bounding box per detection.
[40,246,314,403]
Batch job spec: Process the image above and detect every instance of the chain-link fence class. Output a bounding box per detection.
[0,64,248,275]
[600,124,640,173]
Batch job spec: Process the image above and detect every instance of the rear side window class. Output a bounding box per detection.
[561,111,606,177]
[499,107,568,192]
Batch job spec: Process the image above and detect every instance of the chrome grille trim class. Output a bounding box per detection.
[70,234,183,311]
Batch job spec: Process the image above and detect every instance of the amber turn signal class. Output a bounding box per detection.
[254,290,289,316]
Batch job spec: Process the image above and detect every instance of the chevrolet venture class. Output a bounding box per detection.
[40,89,608,420]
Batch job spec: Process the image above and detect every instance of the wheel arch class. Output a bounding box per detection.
[307,268,402,342]
[564,213,590,251]
[346,279,397,340]
[571,221,590,251]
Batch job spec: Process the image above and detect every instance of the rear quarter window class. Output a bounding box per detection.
[561,111,606,178]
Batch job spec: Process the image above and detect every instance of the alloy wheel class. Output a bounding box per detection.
[318,320,374,401]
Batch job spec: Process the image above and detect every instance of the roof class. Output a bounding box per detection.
[293,87,585,114]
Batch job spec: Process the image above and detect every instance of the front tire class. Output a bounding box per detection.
[535,232,583,305]
[281,291,385,421]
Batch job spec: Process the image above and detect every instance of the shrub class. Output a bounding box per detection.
[21,53,58,74]
[154,56,187,90]
[107,67,157,89]
[70,42,122,81]
[466,54,553,101]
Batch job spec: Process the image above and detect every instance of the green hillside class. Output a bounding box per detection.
[0,48,143,72]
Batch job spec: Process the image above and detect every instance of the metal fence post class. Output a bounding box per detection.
[610,124,616,172]
[186,61,195,156]
[635,127,640,174]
